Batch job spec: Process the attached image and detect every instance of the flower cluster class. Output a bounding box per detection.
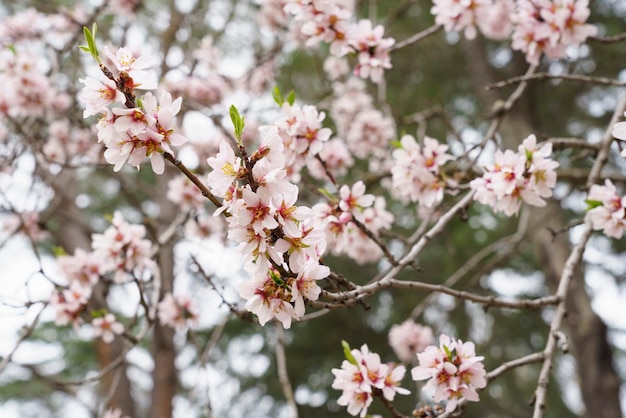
[79,47,188,174]
[586,180,626,239]
[330,78,395,163]
[206,126,329,328]
[0,48,71,120]
[332,343,409,417]
[391,135,454,209]
[272,103,332,181]
[470,134,559,216]
[157,293,200,331]
[411,334,487,413]
[313,181,394,264]
[431,0,492,40]
[388,320,434,363]
[52,212,154,335]
[282,0,394,82]
[511,0,597,65]
[431,0,596,64]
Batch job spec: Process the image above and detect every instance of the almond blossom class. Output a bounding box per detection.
[470,134,559,216]
[332,343,409,417]
[90,211,154,283]
[388,320,434,363]
[347,19,394,83]
[391,135,453,209]
[92,313,124,343]
[49,282,91,327]
[586,180,626,239]
[431,0,491,40]
[511,0,597,65]
[103,46,158,90]
[206,121,330,327]
[411,334,487,413]
[158,293,200,331]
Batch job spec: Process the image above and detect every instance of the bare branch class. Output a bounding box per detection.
[486,73,626,90]
[275,324,299,418]
[392,25,442,51]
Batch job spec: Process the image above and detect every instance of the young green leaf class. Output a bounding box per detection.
[272,86,284,107]
[229,104,245,144]
[584,199,602,211]
[341,340,357,365]
[286,89,296,106]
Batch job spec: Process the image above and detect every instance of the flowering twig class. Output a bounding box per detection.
[163,152,224,211]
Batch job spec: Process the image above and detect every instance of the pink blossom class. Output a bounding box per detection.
[91,211,154,283]
[238,269,299,329]
[206,140,243,198]
[347,19,395,83]
[57,248,102,289]
[391,135,452,208]
[586,180,626,239]
[477,0,515,40]
[411,334,487,413]
[92,313,124,343]
[104,46,157,90]
[158,293,200,331]
[431,0,491,40]
[339,181,375,217]
[49,282,91,326]
[470,134,559,216]
[332,343,409,417]
[79,77,125,118]
[388,320,434,363]
[511,0,597,65]
[166,175,206,211]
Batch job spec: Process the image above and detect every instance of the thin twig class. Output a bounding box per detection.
[163,152,224,211]
[486,72,626,90]
[275,324,299,418]
[391,25,442,51]
[589,32,626,43]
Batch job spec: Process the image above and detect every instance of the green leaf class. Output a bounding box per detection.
[272,86,284,107]
[229,104,245,144]
[341,340,357,365]
[81,23,100,61]
[269,269,285,286]
[6,44,16,55]
[584,199,602,211]
[52,246,67,257]
[286,90,296,106]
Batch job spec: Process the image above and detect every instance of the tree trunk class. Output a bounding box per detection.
[149,168,178,418]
